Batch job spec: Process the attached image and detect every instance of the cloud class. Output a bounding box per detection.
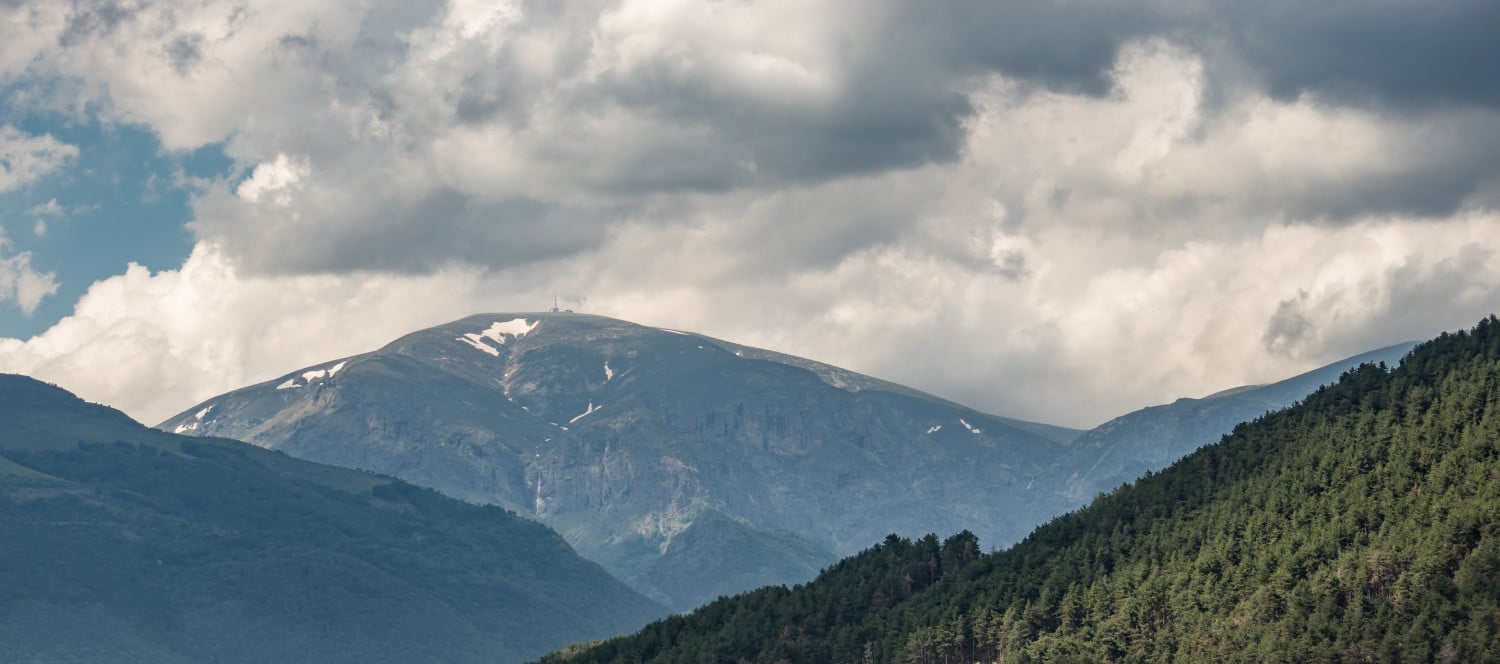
[0,244,496,422]
[27,198,65,217]
[0,233,59,315]
[1217,0,1500,111]
[0,125,77,192]
[2,0,1492,279]
[2,1,1500,428]
[6,209,1500,429]
[1263,292,1315,357]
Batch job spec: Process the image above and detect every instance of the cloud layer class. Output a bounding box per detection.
[2,0,1499,426]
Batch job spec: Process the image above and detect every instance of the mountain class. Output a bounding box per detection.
[1063,341,1417,501]
[0,374,663,664]
[160,313,1083,610]
[538,318,1500,663]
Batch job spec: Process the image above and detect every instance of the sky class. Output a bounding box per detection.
[1,0,1499,429]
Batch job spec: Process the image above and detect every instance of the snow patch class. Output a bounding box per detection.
[959,418,982,434]
[603,361,614,381]
[926,425,942,434]
[276,379,300,390]
[195,406,212,420]
[299,360,350,383]
[569,401,600,424]
[457,318,537,356]
[457,334,499,356]
[479,318,538,342]
[659,328,689,335]
[173,421,199,434]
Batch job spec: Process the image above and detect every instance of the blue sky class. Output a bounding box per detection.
[0,111,231,337]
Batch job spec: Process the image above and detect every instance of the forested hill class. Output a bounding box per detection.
[539,317,1500,663]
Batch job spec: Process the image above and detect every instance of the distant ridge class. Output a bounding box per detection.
[1061,340,1417,500]
[0,373,663,664]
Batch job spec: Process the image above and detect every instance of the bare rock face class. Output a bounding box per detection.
[161,313,1080,610]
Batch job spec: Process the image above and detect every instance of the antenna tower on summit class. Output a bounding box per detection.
[551,296,560,313]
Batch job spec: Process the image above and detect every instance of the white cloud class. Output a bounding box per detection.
[5,209,1500,429]
[28,198,64,217]
[0,234,59,315]
[235,154,310,205]
[0,244,495,423]
[0,126,77,192]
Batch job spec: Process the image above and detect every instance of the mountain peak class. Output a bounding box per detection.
[159,312,1077,610]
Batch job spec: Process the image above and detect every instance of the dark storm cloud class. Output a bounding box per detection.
[931,0,1500,114]
[917,0,1165,94]
[578,1,1159,191]
[568,0,1500,196]
[1222,0,1500,111]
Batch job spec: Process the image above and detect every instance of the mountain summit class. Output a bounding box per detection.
[162,312,1079,609]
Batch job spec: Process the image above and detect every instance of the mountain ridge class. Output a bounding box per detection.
[1061,340,1418,501]
[0,373,664,664]
[160,312,1080,610]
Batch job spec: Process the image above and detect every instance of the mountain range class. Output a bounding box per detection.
[160,313,1082,610]
[539,318,1500,662]
[0,375,662,664]
[161,312,1417,612]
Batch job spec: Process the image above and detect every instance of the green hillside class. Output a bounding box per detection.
[540,317,1500,663]
[0,376,664,664]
